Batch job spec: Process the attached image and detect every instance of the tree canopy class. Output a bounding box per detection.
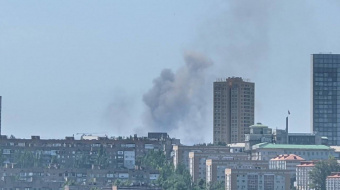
[309,157,340,190]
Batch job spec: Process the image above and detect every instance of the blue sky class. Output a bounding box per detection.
[1,1,340,144]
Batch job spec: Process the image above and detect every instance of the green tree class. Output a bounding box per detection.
[309,157,340,190]
[96,145,109,168]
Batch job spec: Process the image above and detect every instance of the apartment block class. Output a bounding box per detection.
[173,145,230,170]
[269,154,305,176]
[0,167,159,189]
[296,161,315,190]
[213,77,255,144]
[206,159,268,185]
[189,151,248,182]
[225,168,290,190]
[326,172,340,190]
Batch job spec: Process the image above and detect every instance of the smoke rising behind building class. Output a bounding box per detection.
[142,52,212,142]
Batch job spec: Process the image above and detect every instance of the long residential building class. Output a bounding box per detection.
[225,168,290,190]
[0,167,160,190]
[251,143,335,161]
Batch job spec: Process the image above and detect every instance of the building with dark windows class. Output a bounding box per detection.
[312,54,340,145]
[213,77,255,144]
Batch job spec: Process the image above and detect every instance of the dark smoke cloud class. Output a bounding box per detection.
[143,51,212,138]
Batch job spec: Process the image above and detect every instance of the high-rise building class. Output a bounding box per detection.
[213,77,255,144]
[312,54,340,145]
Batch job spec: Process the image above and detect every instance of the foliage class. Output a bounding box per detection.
[206,181,225,190]
[96,145,109,169]
[14,151,42,168]
[140,150,221,190]
[309,157,340,190]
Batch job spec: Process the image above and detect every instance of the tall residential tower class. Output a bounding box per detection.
[312,54,340,145]
[213,77,255,144]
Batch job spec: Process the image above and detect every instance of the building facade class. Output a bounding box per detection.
[251,143,335,161]
[245,122,273,151]
[326,172,340,190]
[296,161,315,190]
[173,145,230,170]
[189,151,248,182]
[312,54,340,145]
[206,159,268,185]
[213,77,255,144]
[225,168,290,190]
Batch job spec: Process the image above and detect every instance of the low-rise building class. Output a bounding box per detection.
[0,168,159,189]
[173,145,230,170]
[206,159,268,185]
[269,154,305,175]
[189,152,248,182]
[296,161,315,190]
[326,172,340,190]
[251,143,335,161]
[225,168,290,190]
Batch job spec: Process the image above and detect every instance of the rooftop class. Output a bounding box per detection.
[297,161,316,167]
[250,122,268,128]
[327,172,340,179]
[270,154,305,161]
[253,143,332,150]
[228,143,245,148]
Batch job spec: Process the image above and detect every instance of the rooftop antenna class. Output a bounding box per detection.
[286,110,290,144]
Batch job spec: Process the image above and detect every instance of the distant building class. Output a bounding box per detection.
[147,132,169,140]
[227,143,245,153]
[251,143,335,161]
[173,145,230,170]
[311,54,340,145]
[213,77,255,144]
[296,161,315,190]
[189,151,248,182]
[225,168,290,190]
[269,153,305,185]
[0,167,160,189]
[245,122,273,151]
[206,159,268,185]
[273,129,288,144]
[288,133,326,145]
[326,172,340,190]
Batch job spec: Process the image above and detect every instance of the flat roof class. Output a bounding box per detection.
[254,143,332,150]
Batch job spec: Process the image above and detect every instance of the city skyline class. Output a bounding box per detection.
[2,1,340,144]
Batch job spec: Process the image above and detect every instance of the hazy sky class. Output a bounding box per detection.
[1,1,340,144]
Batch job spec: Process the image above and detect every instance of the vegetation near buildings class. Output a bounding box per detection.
[309,157,340,190]
[139,150,224,190]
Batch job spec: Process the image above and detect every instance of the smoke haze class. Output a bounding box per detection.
[143,52,212,142]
